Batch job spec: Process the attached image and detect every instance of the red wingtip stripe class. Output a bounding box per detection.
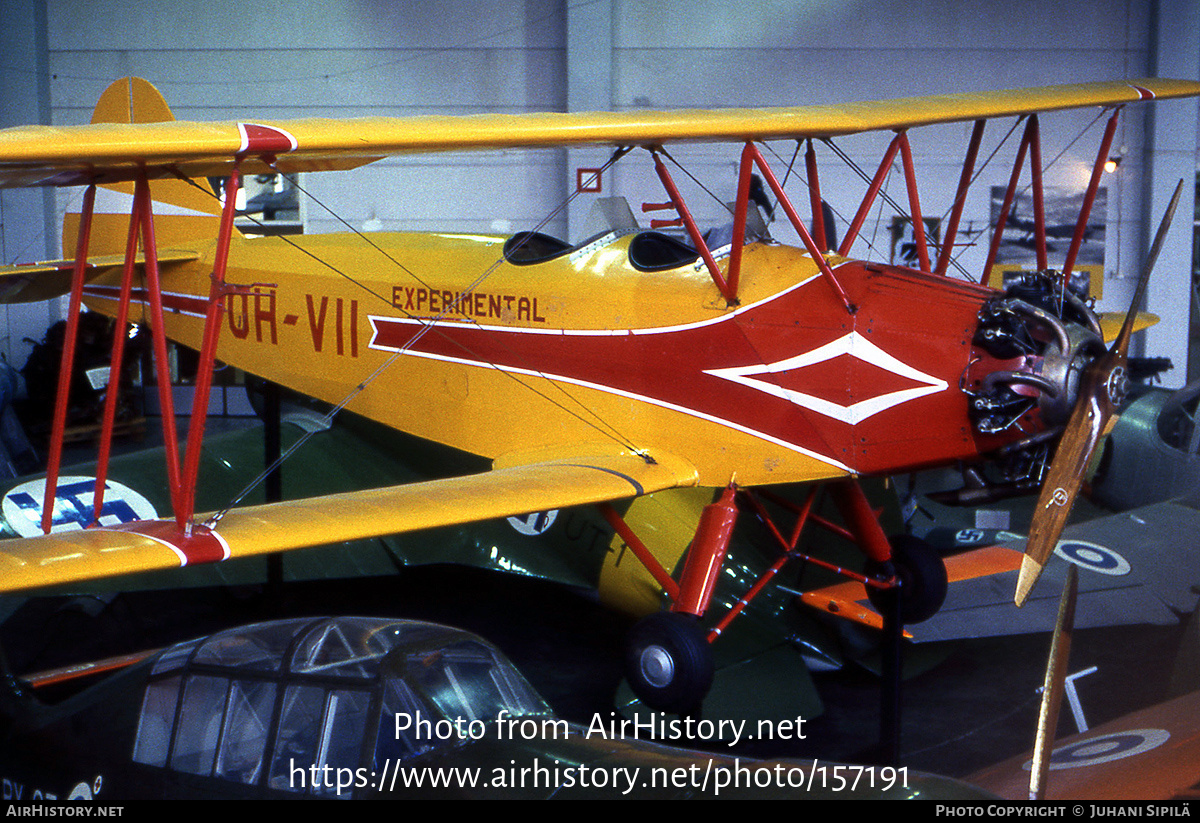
[1130,85,1155,100]
[106,520,231,566]
[238,123,299,155]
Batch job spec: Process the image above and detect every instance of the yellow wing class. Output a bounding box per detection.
[1099,311,1159,342]
[0,447,697,594]
[0,77,1197,187]
[0,250,199,303]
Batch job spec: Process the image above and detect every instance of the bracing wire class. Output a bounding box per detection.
[202,147,649,523]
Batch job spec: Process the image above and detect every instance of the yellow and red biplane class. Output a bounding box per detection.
[0,76,1196,713]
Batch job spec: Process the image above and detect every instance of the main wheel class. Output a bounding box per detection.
[865,534,948,624]
[624,612,714,714]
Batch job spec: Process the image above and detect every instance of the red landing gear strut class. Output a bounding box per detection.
[601,479,947,760]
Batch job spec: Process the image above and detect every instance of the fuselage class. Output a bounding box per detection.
[81,229,1013,486]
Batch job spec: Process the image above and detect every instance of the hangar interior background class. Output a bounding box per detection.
[0,0,1197,384]
[0,0,1198,790]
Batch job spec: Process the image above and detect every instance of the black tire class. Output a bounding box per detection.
[624,612,714,714]
[866,534,948,625]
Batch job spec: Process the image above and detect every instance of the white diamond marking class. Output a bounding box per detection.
[704,331,948,424]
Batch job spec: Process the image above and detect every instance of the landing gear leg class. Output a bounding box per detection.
[866,535,947,766]
[622,486,737,713]
[830,480,948,623]
[830,480,949,761]
[865,535,948,625]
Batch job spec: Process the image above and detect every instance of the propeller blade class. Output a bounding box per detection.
[1016,364,1111,605]
[1015,180,1183,606]
[1112,179,1184,360]
[1029,564,1078,800]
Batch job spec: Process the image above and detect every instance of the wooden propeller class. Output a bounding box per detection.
[1028,564,1078,800]
[1015,180,1184,607]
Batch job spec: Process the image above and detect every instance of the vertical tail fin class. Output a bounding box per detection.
[62,77,228,257]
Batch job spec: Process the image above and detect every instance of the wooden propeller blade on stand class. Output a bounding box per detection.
[1015,180,1184,607]
[1029,564,1078,800]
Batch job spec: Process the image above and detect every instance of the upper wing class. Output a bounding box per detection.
[1,78,1197,187]
[0,447,697,595]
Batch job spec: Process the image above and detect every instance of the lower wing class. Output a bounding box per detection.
[800,493,1200,640]
[0,446,697,594]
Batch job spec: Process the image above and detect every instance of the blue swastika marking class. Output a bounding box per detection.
[9,480,140,530]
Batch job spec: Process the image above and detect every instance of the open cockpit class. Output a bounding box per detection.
[501,195,772,272]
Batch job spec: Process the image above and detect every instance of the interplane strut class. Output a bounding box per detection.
[41,172,243,535]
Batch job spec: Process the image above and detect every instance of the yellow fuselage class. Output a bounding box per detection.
[82,228,996,488]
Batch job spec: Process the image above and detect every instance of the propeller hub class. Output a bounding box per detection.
[1036,323,1106,426]
[1105,365,1129,408]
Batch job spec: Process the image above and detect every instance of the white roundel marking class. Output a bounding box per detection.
[507,511,558,535]
[66,780,93,800]
[2,476,158,538]
[1022,729,1171,770]
[1053,540,1131,576]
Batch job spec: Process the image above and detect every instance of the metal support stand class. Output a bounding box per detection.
[264,380,283,589]
[879,579,903,766]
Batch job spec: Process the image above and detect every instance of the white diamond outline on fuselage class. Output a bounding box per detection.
[704,331,949,425]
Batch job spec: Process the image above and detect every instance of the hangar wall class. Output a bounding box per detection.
[1,0,1196,381]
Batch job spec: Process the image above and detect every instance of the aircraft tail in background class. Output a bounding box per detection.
[61,77,228,259]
